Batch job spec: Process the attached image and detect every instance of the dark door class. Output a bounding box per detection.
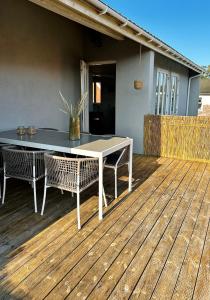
[89,64,116,135]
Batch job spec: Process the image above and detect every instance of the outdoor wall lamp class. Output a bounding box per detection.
[134,80,144,90]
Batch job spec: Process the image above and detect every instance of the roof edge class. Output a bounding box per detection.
[86,0,204,73]
[29,0,204,73]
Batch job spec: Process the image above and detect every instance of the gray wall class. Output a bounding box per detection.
[154,53,189,115]
[85,36,154,153]
[188,77,200,115]
[0,0,83,131]
[0,0,200,154]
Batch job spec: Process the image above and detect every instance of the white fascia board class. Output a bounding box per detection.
[29,0,204,74]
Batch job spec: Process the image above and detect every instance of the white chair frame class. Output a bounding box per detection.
[0,143,10,200]
[2,146,48,212]
[104,147,130,199]
[41,153,107,229]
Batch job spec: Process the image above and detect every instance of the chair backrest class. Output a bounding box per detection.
[3,146,46,180]
[117,146,130,166]
[0,149,3,170]
[44,153,99,192]
[0,143,10,170]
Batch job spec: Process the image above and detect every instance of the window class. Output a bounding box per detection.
[155,69,179,115]
[92,81,101,104]
[155,70,169,115]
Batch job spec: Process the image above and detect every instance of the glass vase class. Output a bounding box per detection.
[69,116,80,140]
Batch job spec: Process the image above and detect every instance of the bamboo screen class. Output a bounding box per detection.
[144,115,210,162]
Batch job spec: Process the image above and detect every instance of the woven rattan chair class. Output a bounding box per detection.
[2,146,47,212]
[0,143,10,199]
[0,146,3,199]
[41,153,107,229]
[104,146,130,199]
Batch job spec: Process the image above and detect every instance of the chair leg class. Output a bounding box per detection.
[77,192,81,230]
[61,189,64,195]
[0,182,1,200]
[2,176,7,205]
[114,168,118,199]
[33,180,37,213]
[128,163,131,192]
[102,186,108,207]
[41,180,47,215]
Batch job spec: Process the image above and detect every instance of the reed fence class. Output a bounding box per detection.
[144,114,210,162]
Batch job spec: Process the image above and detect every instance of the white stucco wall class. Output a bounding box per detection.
[0,0,83,131]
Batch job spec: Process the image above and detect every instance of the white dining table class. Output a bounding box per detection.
[0,130,133,220]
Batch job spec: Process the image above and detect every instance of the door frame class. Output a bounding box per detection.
[81,60,117,133]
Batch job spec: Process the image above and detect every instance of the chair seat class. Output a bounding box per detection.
[105,151,122,166]
[104,146,130,199]
[42,153,102,229]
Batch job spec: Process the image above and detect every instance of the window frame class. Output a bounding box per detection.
[92,81,102,104]
[170,72,180,115]
[155,68,170,115]
[155,68,180,116]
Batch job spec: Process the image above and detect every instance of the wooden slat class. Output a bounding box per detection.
[130,162,207,299]
[0,156,209,300]
[171,177,210,299]
[0,157,148,276]
[1,156,168,297]
[86,162,195,300]
[7,158,173,299]
[193,219,210,300]
[148,164,210,300]
[144,114,210,163]
[0,156,148,275]
[45,160,188,299]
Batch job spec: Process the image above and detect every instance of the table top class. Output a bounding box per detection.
[0,130,131,157]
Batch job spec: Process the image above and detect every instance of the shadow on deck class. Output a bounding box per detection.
[0,155,209,299]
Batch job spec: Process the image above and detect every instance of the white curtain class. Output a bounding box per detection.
[80,60,89,132]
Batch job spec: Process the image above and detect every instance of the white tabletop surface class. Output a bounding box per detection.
[0,130,130,156]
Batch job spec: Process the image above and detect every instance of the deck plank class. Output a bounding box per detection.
[46,160,186,299]
[8,158,172,299]
[148,163,210,300]
[171,174,210,300]
[87,161,194,300]
[0,155,146,271]
[130,162,207,299]
[1,156,165,297]
[193,219,210,300]
[0,156,209,300]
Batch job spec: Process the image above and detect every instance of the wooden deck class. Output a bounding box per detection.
[0,155,209,300]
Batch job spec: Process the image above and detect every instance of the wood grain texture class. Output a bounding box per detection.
[144,114,210,162]
[0,156,209,300]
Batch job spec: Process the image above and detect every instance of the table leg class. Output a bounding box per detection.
[128,139,133,192]
[99,155,103,220]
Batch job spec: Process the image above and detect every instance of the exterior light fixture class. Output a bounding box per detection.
[134,80,144,90]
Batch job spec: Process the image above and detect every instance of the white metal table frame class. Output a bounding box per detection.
[0,130,133,220]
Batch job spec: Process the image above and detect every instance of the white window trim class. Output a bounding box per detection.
[170,72,180,115]
[155,69,180,116]
[156,68,170,115]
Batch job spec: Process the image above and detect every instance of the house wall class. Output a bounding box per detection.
[85,36,154,153]
[188,77,200,116]
[0,0,200,154]
[153,53,190,115]
[0,0,83,131]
